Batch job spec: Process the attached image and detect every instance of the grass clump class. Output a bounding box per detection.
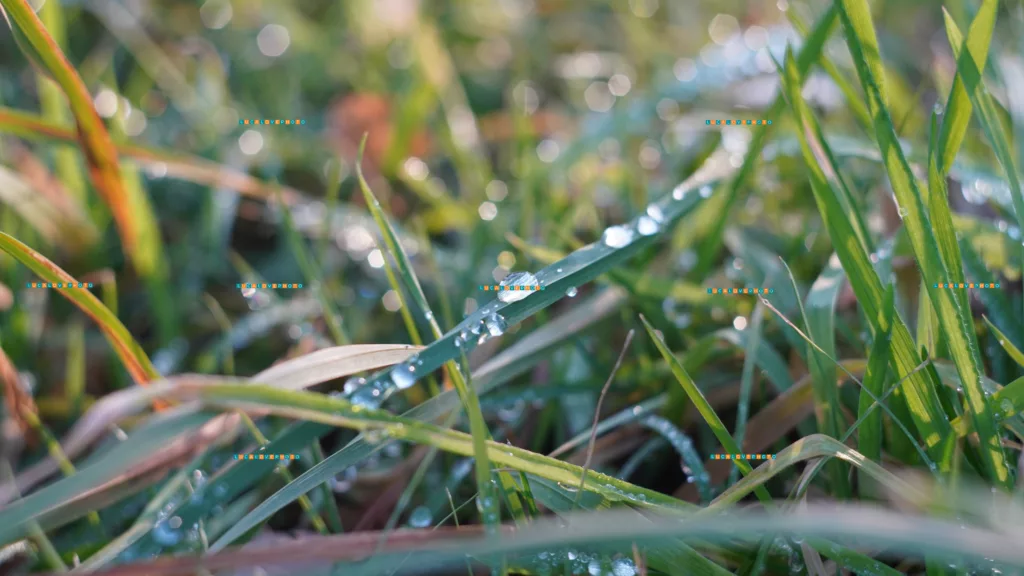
[0,1,1024,575]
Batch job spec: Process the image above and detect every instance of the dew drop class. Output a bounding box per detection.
[497,271,539,303]
[699,185,712,198]
[566,286,578,298]
[391,363,417,390]
[602,225,635,248]
[646,204,665,223]
[485,313,508,336]
[672,185,685,200]
[637,216,659,236]
[408,505,433,528]
[612,558,637,576]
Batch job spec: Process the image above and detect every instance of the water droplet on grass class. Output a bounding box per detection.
[408,505,433,528]
[612,558,636,576]
[566,286,578,297]
[602,225,634,248]
[637,216,659,235]
[391,363,416,389]
[497,271,539,303]
[485,313,507,336]
[646,204,665,223]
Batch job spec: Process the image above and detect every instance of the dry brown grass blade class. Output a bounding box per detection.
[0,0,136,254]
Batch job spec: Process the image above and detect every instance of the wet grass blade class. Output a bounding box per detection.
[0,0,137,254]
[0,232,159,386]
[985,316,1024,369]
[837,0,1010,488]
[209,289,628,549]
[778,48,951,462]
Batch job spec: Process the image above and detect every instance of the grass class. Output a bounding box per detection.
[2,1,1024,575]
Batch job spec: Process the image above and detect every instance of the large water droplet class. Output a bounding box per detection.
[602,225,635,248]
[646,204,665,223]
[637,216,659,236]
[153,520,182,546]
[566,286,578,297]
[343,376,366,395]
[699,185,712,198]
[612,558,637,576]
[485,313,508,336]
[408,505,433,528]
[1000,398,1014,415]
[672,185,685,200]
[497,271,539,303]
[391,364,417,390]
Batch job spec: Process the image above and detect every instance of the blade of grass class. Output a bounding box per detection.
[0,0,137,254]
[837,0,1009,487]
[729,303,763,488]
[784,256,851,497]
[639,315,772,505]
[0,233,159,387]
[985,316,1024,369]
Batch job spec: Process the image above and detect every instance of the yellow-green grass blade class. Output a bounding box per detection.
[985,316,1024,369]
[858,285,895,465]
[936,0,999,176]
[0,0,137,255]
[639,315,772,505]
[837,0,1009,488]
[0,232,158,386]
[693,5,838,275]
[778,48,950,461]
[949,374,1024,437]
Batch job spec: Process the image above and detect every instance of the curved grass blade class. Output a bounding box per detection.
[837,0,1009,487]
[0,232,159,386]
[985,316,1024,369]
[0,0,137,254]
[778,46,952,463]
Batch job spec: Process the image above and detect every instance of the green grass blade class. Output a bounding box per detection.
[790,256,850,497]
[858,285,895,465]
[837,0,1009,488]
[984,316,1024,369]
[639,315,772,505]
[206,289,626,551]
[778,48,951,461]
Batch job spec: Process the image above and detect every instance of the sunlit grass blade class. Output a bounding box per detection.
[0,232,159,387]
[778,47,951,462]
[0,0,137,254]
[985,316,1024,369]
[936,0,998,175]
[837,0,1009,487]
[858,285,895,465]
